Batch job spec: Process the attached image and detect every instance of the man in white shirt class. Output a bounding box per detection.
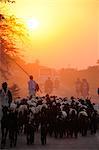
[0,82,12,107]
[0,82,12,120]
[28,75,39,97]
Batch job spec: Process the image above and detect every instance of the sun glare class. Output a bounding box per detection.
[26,19,39,30]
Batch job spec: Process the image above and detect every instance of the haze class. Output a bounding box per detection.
[9,0,98,69]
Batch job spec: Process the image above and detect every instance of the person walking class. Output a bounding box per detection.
[28,75,39,98]
[0,81,12,121]
[0,82,12,108]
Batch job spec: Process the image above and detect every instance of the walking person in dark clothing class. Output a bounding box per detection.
[90,110,97,135]
[26,120,35,145]
[0,82,12,149]
[41,123,47,145]
[26,111,35,145]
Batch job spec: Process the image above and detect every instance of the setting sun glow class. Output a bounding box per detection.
[26,18,39,30]
[10,0,97,69]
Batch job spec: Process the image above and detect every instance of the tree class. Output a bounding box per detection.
[0,0,15,3]
[0,4,27,80]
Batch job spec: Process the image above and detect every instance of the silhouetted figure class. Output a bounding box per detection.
[0,82,12,123]
[69,110,78,138]
[81,79,89,98]
[26,120,35,145]
[9,109,18,148]
[41,123,47,145]
[90,111,97,135]
[44,77,53,95]
[75,78,82,97]
[0,106,9,149]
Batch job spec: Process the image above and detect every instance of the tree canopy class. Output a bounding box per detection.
[0,2,27,80]
[0,0,15,3]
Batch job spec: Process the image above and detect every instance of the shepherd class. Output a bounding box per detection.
[0,82,12,120]
[28,75,39,98]
[0,82,12,107]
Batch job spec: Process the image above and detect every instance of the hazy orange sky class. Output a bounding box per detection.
[6,0,99,69]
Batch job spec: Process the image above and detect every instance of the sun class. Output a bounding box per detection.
[26,18,39,30]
